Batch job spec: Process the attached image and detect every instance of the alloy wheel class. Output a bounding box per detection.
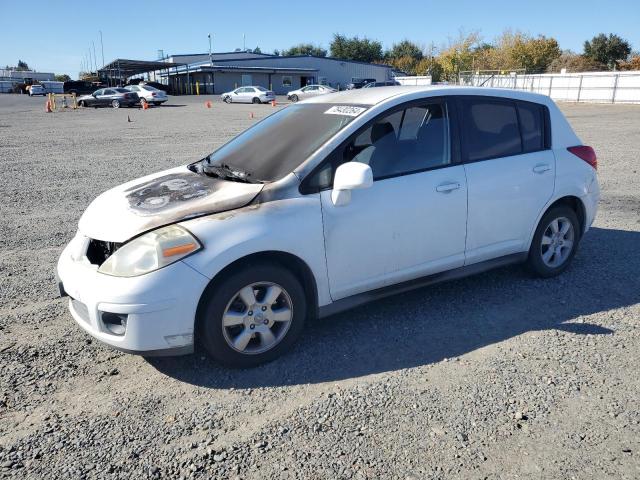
[540,216,575,268]
[221,282,293,355]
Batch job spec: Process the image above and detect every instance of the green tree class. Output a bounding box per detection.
[16,60,30,71]
[386,40,423,61]
[283,43,327,57]
[55,74,71,82]
[584,33,631,69]
[253,46,262,54]
[330,34,383,62]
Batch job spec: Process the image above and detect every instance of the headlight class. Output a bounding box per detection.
[98,225,201,277]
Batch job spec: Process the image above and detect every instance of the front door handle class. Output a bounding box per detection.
[436,182,461,193]
[533,164,551,174]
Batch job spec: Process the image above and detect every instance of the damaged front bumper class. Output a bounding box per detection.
[56,236,210,356]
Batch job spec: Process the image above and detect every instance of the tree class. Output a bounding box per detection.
[437,31,482,80]
[584,33,631,69]
[55,74,71,82]
[386,40,423,61]
[252,46,262,54]
[283,43,327,57]
[619,55,640,71]
[16,60,30,71]
[547,51,606,72]
[330,34,383,63]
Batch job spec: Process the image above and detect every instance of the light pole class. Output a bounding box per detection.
[99,31,105,68]
[208,33,213,64]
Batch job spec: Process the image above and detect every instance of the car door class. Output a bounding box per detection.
[459,96,555,264]
[317,99,468,300]
[101,89,117,106]
[240,87,255,103]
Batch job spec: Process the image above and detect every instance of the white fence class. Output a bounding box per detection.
[460,71,640,104]
[395,75,432,86]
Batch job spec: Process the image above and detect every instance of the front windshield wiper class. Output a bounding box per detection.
[200,159,260,183]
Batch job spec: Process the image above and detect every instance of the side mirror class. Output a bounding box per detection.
[331,162,373,206]
[92,93,97,97]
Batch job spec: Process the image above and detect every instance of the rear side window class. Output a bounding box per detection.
[462,99,521,161]
[517,102,544,152]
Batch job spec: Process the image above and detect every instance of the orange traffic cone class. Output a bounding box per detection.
[271,99,277,107]
[142,101,149,110]
[45,100,52,113]
[205,100,212,108]
[249,112,254,119]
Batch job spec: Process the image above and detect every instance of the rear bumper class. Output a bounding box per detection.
[57,237,210,355]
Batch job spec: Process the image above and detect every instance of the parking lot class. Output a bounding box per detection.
[1,93,639,479]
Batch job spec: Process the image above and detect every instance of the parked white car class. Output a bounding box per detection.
[57,86,599,367]
[221,86,276,104]
[29,84,46,96]
[125,84,168,106]
[287,84,336,102]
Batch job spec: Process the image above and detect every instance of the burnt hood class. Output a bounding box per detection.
[78,166,264,242]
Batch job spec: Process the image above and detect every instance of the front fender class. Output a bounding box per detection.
[179,195,331,307]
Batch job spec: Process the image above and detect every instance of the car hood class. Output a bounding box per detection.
[78,166,264,243]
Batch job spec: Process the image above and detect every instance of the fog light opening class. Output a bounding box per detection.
[100,311,128,336]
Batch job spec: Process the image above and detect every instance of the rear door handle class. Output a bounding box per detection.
[533,164,551,174]
[436,182,461,193]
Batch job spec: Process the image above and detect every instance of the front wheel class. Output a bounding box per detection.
[111,99,120,108]
[79,100,86,107]
[526,206,580,278]
[290,94,298,102]
[198,264,307,368]
[223,96,232,104]
[139,98,147,107]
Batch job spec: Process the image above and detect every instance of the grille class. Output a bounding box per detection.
[86,239,122,266]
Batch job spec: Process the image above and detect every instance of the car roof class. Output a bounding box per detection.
[301,86,553,106]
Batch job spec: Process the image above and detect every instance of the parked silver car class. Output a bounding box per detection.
[287,84,336,102]
[221,86,275,104]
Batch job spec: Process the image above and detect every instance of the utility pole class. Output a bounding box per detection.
[208,33,213,64]
[93,40,98,77]
[99,31,105,68]
[243,33,246,52]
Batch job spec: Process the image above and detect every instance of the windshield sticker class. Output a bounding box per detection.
[324,105,366,117]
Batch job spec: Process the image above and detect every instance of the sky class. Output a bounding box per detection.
[0,0,638,78]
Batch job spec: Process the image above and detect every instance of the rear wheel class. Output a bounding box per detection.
[527,206,580,278]
[111,99,120,108]
[198,263,307,368]
[252,97,261,104]
[290,94,298,102]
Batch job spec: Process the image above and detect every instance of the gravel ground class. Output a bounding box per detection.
[1,94,639,480]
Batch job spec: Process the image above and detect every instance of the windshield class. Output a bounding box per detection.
[195,104,367,182]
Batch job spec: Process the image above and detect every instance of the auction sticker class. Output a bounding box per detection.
[324,105,367,117]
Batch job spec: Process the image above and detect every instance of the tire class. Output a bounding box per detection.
[224,96,232,104]
[139,98,147,107]
[526,206,580,278]
[111,99,120,108]
[290,94,298,102]
[252,97,260,104]
[153,102,161,106]
[198,263,307,368]
[79,101,86,107]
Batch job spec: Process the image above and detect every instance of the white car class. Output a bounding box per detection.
[29,84,46,96]
[57,86,599,367]
[287,84,336,102]
[221,86,276,104]
[125,84,168,106]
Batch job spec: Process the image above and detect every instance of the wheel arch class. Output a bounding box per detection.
[528,195,587,250]
[195,250,319,334]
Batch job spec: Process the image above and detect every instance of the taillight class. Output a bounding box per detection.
[567,145,597,170]
[152,92,157,97]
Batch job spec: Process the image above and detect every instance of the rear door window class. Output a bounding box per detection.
[517,102,545,152]
[462,98,522,161]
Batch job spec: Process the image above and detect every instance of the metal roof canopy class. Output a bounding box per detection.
[159,63,318,76]
[98,59,183,78]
